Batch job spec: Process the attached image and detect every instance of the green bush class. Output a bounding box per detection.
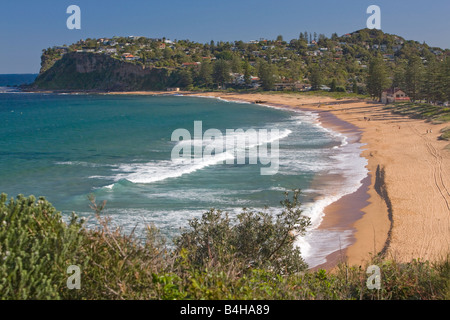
[0,192,448,300]
[174,190,311,274]
[0,193,84,299]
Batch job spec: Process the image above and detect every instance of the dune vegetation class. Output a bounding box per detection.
[0,192,448,300]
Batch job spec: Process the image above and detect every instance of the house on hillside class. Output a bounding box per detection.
[122,53,138,61]
[381,88,410,104]
[383,54,395,62]
[393,45,403,52]
[181,62,201,69]
[106,48,117,54]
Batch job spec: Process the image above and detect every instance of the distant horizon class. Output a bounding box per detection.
[1,0,449,73]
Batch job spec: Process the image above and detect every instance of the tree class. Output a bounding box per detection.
[258,60,277,91]
[309,65,323,90]
[440,57,450,102]
[163,47,173,60]
[174,190,311,274]
[392,62,406,90]
[404,55,424,101]
[330,79,337,92]
[215,50,233,61]
[198,61,213,87]
[366,57,389,101]
[177,69,193,88]
[352,80,359,94]
[299,32,305,41]
[212,59,230,88]
[243,61,252,85]
[318,34,327,44]
[423,58,440,104]
[230,55,242,73]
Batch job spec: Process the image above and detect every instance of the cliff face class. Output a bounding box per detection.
[33,52,174,91]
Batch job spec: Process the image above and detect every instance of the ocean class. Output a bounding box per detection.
[0,74,37,89]
[0,85,368,268]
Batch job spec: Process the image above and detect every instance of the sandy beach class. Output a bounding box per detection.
[109,90,450,269]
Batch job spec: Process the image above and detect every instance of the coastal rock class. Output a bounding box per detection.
[32,52,174,91]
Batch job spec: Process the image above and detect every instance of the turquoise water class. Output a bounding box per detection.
[0,91,367,267]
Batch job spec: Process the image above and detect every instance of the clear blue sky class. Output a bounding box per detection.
[1,0,449,74]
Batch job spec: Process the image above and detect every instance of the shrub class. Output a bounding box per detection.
[0,192,448,300]
[174,190,311,274]
[0,194,84,299]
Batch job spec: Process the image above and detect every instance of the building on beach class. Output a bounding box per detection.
[381,88,410,104]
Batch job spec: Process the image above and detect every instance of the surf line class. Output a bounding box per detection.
[171,120,288,175]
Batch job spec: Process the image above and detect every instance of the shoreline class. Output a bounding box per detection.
[202,93,374,269]
[14,89,450,269]
[299,107,370,270]
[16,89,369,268]
[177,91,450,268]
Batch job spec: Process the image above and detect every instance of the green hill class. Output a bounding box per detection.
[32,29,450,103]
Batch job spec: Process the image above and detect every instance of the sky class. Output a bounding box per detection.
[1,0,449,74]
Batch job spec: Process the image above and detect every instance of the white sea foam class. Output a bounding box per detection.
[296,228,354,267]
[293,129,368,268]
[131,97,366,269]
[110,152,234,184]
[97,126,291,188]
[56,161,118,168]
[177,127,292,152]
[231,98,370,268]
[204,95,369,268]
[92,95,368,269]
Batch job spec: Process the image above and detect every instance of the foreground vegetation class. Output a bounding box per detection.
[0,192,448,300]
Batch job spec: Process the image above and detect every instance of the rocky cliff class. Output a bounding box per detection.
[33,52,176,91]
